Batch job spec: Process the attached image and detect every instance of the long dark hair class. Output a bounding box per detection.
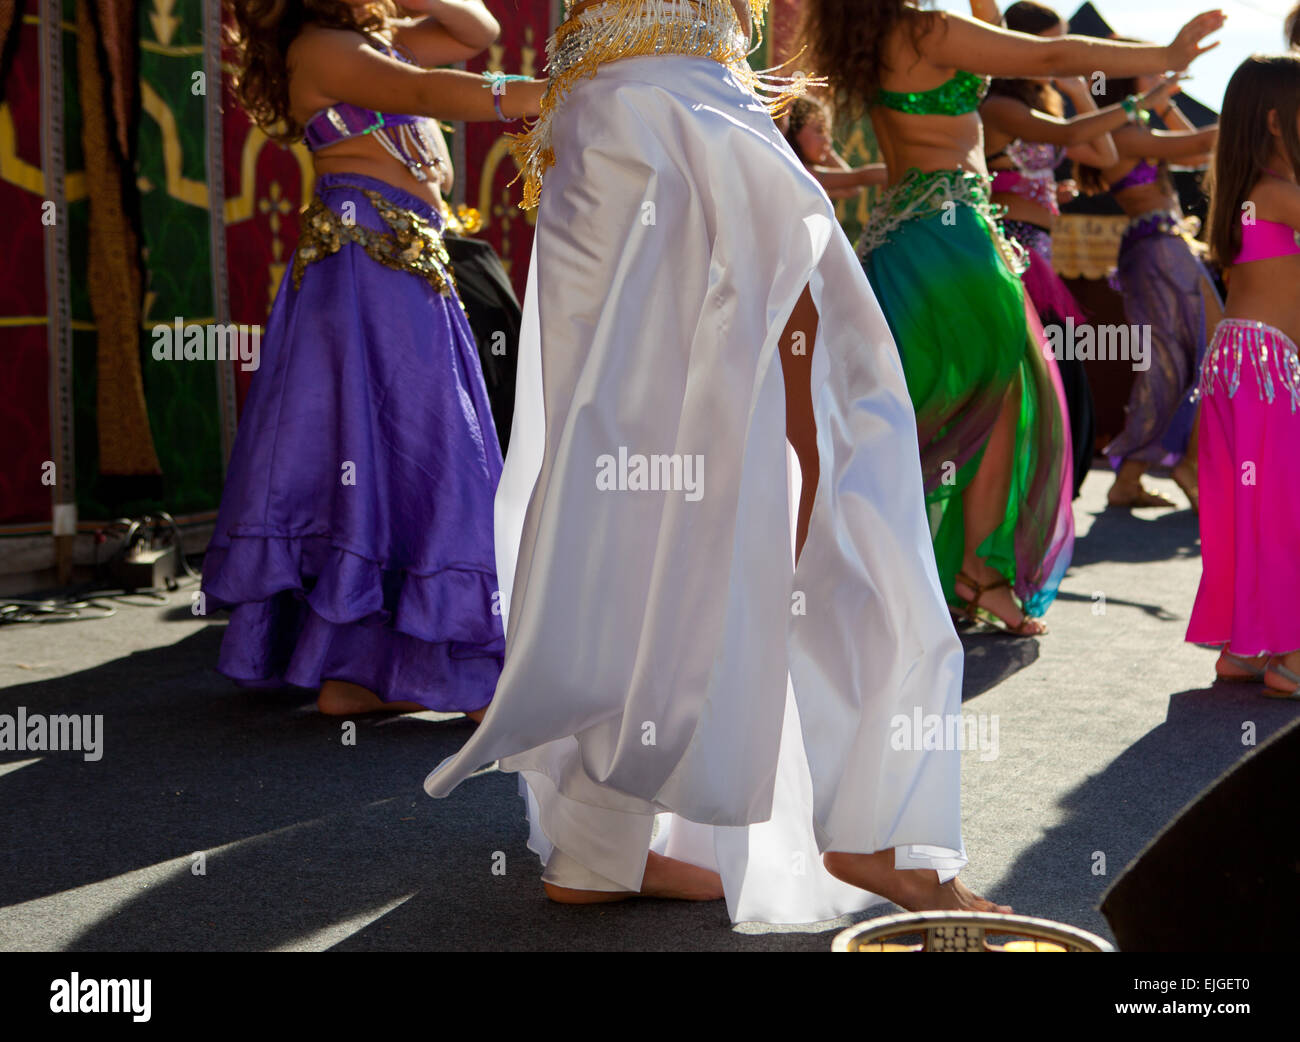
[1206,54,1300,267]
[987,2,1064,117]
[801,0,943,121]
[225,0,396,143]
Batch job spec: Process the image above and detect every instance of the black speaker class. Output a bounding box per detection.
[1100,715,1300,951]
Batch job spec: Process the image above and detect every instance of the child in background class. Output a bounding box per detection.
[781,96,886,200]
[1187,53,1300,697]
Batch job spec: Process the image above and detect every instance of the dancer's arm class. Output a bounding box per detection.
[729,0,752,37]
[1153,94,1198,133]
[1053,76,1118,167]
[981,77,1172,150]
[811,163,888,194]
[391,1,500,66]
[291,29,544,121]
[919,8,1224,79]
[967,0,1002,26]
[1111,121,1218,161]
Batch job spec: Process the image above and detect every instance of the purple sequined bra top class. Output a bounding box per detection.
[1108,159,1161,193]
[302,40,444,183]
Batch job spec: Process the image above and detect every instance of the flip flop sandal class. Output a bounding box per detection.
[1263,662,1300,700]
[1215,651,1267,682]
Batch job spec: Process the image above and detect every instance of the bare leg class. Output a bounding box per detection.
[823,850,1011,913]
[316,679,428,716]
[1170,407,1200,513]
[779,285,820,563]
[1107,457,1175,509]
[953,379,1045,634]
[542,851,724,904]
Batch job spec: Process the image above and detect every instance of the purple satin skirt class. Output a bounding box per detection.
[1106,222,1221,468]
[202,173,505,711]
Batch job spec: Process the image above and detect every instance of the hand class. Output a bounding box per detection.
[1138,74,1183,112]
[1165,10,1226,72]
[1056,179,1079,206]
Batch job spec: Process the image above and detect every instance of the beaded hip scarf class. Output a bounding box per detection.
[857,167,1029,276]
[509,0,817,209]
[1196,318,1300,413]
[293,186,459,302]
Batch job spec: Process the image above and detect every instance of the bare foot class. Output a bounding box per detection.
[316,679,425,716]
[1107,480,1175,509]
[823,849,1011,913]
[543,852,724,905]
[954,568,1047,636]
[1215,648,1267,682]
[465,708,487,724]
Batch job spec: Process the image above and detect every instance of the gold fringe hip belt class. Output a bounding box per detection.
[509,0,819,209]
[857,167,1028,276]
[293,185,458,300]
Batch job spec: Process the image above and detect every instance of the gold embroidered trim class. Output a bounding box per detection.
[509,0,820,209]
[293,187,458,299]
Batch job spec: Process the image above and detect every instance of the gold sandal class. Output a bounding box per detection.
[953,571,1046,637]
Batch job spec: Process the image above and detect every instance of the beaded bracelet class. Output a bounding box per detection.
[1121,94,1152,126]
[481,70,533,123]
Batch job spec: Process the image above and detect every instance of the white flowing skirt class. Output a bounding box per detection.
[425,55,967,924]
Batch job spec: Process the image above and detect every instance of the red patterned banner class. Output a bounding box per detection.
[459,1,556,300]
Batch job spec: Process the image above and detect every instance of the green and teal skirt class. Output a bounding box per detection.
[859,168,1073,617]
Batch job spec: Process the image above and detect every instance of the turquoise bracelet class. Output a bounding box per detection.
[481,70,533,122]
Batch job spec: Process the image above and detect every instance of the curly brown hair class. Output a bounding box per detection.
[225,0,397,143]
[784,96,831,164]
[800,0,943,122]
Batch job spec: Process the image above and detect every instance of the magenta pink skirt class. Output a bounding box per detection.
[1186,318,1300,655]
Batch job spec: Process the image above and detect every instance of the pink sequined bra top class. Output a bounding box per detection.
[302,39,444,183]
[1235,213,1300,265]
[988,140,1065,216]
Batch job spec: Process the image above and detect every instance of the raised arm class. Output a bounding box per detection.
[1111,121,1218,161]
[967,0,1002,26]
[1054,76,1118,167]
[981,77,1171,150]
[920,9,1225,80]
[290,29,542,122]
[390,1,500,67]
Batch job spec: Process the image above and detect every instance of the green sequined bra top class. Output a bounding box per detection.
[873,69,989,115]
